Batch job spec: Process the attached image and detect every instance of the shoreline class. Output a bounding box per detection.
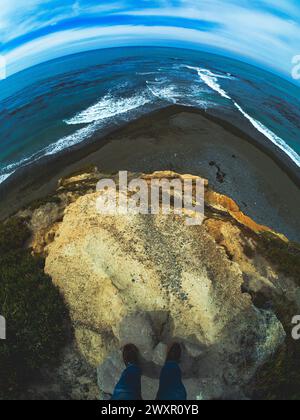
[0,105,299,241]
[1,105,300,189]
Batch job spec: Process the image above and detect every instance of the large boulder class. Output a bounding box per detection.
[45,172,286,400]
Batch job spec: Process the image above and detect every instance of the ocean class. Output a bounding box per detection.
[1,46,300,184]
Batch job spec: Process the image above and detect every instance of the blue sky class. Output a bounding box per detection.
[1,0,300,80]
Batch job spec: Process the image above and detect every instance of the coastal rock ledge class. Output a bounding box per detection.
[19,169,300,400]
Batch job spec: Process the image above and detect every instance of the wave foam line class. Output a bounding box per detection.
[185,66,232,99]
[45,90,154,154]
[0,171,15,184]
[234,102,300,167]
[186,65,300,167]
[0,91,154,183]
[146,79,212,109]
[0,123,99,183]
[45,123,99,156]
[146,82,178,104]
[65,92,151,125]
[0,148,44,184]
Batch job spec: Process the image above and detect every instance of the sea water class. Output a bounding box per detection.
[1,46,300,183]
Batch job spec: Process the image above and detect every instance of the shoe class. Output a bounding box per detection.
[166,342,182,363]
[123,344,139,367]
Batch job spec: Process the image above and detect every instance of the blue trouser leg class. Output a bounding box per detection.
[111,364,142,400]
[156,362,187,400]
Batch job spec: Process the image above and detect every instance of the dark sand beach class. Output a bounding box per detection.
[1,105,299,242]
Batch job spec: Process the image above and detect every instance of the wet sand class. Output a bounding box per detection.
[0,105,299,241]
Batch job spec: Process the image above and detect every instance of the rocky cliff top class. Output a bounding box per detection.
[16,168,300,400]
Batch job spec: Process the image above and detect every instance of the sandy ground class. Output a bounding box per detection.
[1,105,299,241]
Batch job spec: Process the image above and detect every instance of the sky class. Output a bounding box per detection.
[1,0,300,81]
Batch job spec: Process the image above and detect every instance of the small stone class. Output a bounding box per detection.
[185,342,206,358]
[152,342,168,366]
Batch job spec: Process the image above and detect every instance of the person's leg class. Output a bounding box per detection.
[156,343,187,401]
[156,362,187,400]
[111,364,142,400]
[111,344,142,400]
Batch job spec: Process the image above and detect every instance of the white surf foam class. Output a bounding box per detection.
[45,90,153,155]
[0,123,100,182]
[147,79,212,109]
[136,72,157,76]
[186,65,300,167]
[44,123,99,156]
[146,81,178,104]
[0,91,153,179]
[185,66,232,100]
[234,102,300,166]
[65,92,151,125]
[0,171,14,184]
[0,151,39,185]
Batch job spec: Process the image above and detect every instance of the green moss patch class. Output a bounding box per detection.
[257,232,300,281]
[27,195,62,211]
[0,218,69,398]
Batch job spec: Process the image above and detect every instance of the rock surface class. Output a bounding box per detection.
[30,170,298,400]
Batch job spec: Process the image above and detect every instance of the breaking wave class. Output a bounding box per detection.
[185,66,300,167]
[64,92,151,125]
[1,62,299,185]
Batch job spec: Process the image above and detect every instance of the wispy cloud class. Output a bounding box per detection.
[1,0,300,80]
